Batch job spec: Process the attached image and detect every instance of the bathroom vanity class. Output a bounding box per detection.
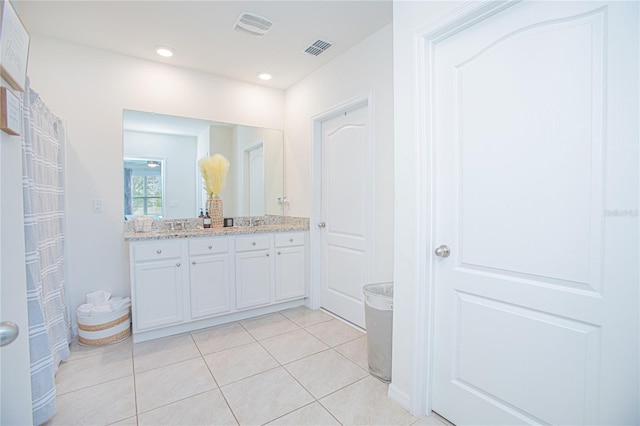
[125,219,309,342]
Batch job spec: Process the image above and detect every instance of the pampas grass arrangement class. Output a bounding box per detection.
[199,154,230,198]
[199,154,229,228]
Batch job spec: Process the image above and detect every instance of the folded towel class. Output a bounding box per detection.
[91,303,113,316]
[110,296,131,311]
[78,292,131,319]
[76,303,93,317]
[86,290,111,305]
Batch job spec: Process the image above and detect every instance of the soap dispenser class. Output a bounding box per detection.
[203,210,211,229]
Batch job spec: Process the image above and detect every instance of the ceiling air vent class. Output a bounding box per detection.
[234,12,272,37]
[303,39,333,56]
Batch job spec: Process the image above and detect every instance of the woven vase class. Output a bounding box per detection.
[207,196,223,228]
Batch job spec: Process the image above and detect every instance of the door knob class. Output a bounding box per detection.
[434,245,450,258]
[0,321,19,347]
[318,221,326,229]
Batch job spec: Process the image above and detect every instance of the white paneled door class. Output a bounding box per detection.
[320,104,372,328]
[249,144,265,216]
[430,1,638,425]
[1,135,33,424]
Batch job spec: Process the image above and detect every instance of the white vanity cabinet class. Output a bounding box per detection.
[274,232,307,302]
[235,235,272,310]
[130,240,186,331]
[128,229,308,342]
[188,237,233,319]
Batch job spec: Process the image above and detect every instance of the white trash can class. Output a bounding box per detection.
[363,283,393,382]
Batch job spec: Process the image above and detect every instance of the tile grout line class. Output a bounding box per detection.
[220,310,346,424]
[57,308,383,425]
[190,327,242,426]
[250,311,368,425]
[290,311,376,425]
[54,339,134,397]
[129,343,140,425]
[222,313,304,425]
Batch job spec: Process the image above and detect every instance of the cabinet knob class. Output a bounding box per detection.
[252,242,256,246]
[289,238,293,242]
[277,251,281,255]
[157,249,162,254]
[192,261,196,265]
[266,253,270,257]
[208,245,212,250]
[176,262,181,267]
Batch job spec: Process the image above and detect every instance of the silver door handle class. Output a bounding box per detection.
[318,222,326,229]
[0,321,19,347]
[434,245,450,258]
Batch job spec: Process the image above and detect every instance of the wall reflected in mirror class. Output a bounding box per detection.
[123,109,284,220]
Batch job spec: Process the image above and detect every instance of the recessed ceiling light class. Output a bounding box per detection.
[156,46,174,58]
[258,72,272,81]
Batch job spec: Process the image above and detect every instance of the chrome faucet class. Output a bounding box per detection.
[165,220,187,231]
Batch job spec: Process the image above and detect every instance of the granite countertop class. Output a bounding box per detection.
[124,223,309,241]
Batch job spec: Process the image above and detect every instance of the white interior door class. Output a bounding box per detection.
[1,132,33,424]
[249,145,264,216]
[431,2,639,425]
[320,104,372,328]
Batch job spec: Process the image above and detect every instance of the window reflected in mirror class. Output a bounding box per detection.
[124,159,164,218]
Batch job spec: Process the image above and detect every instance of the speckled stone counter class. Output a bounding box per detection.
[124,216,309,241]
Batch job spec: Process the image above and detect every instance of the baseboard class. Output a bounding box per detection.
[131,299,305,343]
[388,383,413,412]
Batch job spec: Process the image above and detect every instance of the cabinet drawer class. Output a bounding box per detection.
[275,232,305,248]
[236,235,270,252]
[133,242,182,262]
[189,237,229,256]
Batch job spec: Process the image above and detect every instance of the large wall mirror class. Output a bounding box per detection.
[123,109,284,220]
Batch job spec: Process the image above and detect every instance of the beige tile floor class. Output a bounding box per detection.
[45,307,449,426]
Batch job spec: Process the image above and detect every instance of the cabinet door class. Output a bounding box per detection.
[235,250,271,309]
[275,246,306,301]
[190,253,232,319]
[133,259,184,331]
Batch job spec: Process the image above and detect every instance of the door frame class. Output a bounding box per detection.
[406,0,521,417]
[309,93,374,312]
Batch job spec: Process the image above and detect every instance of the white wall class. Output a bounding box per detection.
[123,130,197,218]
[26,36,284,328]
[263,128,284,216]
[196,126,211,213]
[209,126,235,216]
[284,23,394,282]
[391,0,468,415]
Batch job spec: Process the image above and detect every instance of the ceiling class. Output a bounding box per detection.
[15,0,393,90]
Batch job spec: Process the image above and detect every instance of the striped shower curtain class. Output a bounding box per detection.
[21,79,71,425]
